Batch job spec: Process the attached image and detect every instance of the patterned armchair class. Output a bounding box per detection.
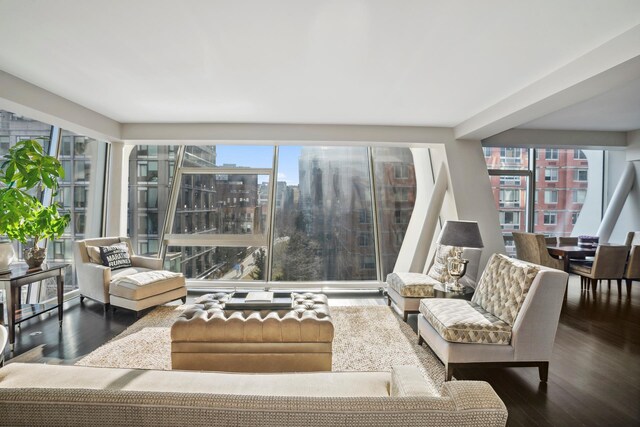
[418,254,568,382]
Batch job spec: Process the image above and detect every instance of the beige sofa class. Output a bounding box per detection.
[0,363,507,426]
[73,237,187,313]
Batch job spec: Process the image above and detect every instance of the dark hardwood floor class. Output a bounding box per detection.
[2,277,639,426]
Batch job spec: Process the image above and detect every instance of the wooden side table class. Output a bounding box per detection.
[0,262,69,351]
[433,283,474,301]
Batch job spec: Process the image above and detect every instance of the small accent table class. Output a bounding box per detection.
[0,262,69,351]
[433,283,474,301]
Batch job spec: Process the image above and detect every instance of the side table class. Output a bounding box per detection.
[0,262,69,351]
[433,283,474,301]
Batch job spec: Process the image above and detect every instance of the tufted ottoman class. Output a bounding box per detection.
[171,293,334,372]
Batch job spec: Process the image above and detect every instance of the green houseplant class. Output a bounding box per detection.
[0,139,70,269]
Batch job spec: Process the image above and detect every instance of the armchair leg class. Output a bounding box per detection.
[617,279,622,294]
[591,279,598,292]
[180,296,187,304]
[387,296,391,307]
[104,303,111,314]
[538,362,549,383]
[417,333,424,346]
[445,364,454,382]
[607,279,611,290]
[627,279,632,295]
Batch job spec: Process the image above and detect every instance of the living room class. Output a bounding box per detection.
[0,1,639,426]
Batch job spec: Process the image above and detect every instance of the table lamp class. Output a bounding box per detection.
[439,220,484,292]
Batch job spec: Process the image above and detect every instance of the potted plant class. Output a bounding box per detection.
[0,139,70,269]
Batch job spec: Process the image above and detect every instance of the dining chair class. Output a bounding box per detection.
[512,232,563,270]
[624,245,640,295]
[545,236,558,246]
[569,244,629,293]
[557,236,578,246]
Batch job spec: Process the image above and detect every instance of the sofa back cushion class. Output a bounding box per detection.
[427,244,456,283]
[471,253,539,326]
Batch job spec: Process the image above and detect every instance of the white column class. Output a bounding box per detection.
[393,148,436,273]
[105,142,133,236]
[597,161,636,243]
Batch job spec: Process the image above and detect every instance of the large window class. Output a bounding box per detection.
[485,146,603,247]
[272,146,376,281]
[136,144,417,284]
[1,110,107,300]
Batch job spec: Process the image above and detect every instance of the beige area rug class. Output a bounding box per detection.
[76,305,446,394]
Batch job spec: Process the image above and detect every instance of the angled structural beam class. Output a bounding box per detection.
[456,24,640,140]
[597,162,636,243]
[482,129,627,148]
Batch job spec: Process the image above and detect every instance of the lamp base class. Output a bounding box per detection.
[447,247,469,293]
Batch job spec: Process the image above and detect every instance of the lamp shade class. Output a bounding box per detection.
[439,220,484,248]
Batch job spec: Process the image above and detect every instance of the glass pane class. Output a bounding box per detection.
[183,145,274,169]
[272,146,376,281]
[488,173,529,257]
[484,147,529,170]
[128,145,177,255]
[372,147,416,278]
[166,245,267,280]
[49,130,108,294]
[171,173,268,235]
[533,148,596,238]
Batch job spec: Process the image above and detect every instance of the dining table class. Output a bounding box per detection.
[547,245,597,272]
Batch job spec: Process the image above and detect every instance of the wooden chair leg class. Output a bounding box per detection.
[627,279,632,295]
[616,279,622,294]
[181,296,187,303]
[591,278,598,292]
[387,296,391,306]
[538,362,549,383]
[417,333,424,346]
[607,279,611,290]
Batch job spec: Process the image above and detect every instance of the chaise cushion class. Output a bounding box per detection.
[386,272,438,297]
[110,271,186,300]
[471,253,539,326]
[420,299,512,345]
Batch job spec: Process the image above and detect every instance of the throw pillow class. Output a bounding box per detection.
[427,244,456,283]
[99,243,132,270]
[86,245,103,264]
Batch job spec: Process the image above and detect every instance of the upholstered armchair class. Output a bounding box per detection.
[512,232,563,270]
[418,253,568,382]
[545,236,558,246]
[73,237,187,314]
[569,244,629,292]
[386,243,482,321]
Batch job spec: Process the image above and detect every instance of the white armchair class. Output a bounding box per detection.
[73,237,186,314]
[418,253,568,382]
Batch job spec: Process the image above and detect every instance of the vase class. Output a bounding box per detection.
[23,246,46,269]
[0,241,16,273]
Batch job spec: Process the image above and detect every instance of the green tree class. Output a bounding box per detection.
[251,248,266,280]
[281,231,321,281]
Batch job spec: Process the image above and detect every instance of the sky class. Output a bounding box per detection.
[215,145,302,185]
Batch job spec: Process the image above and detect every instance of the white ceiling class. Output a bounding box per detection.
[0,0,639,130]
